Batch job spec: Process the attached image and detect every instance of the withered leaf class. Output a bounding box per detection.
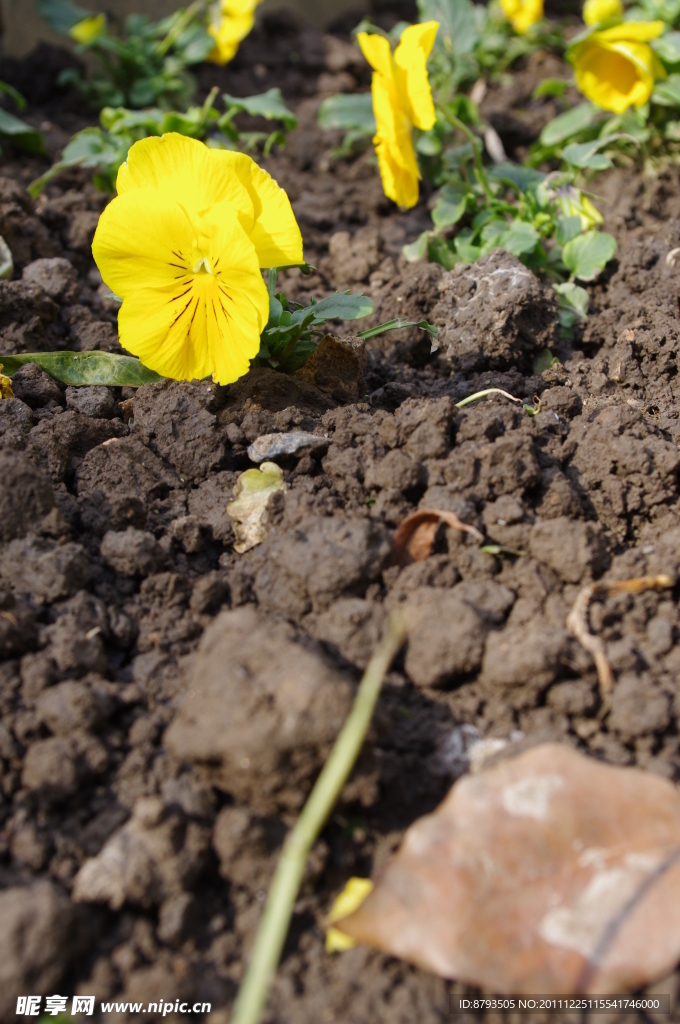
[390,509,484,567]
[335,743,680,994]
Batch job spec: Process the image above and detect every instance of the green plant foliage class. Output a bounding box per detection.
[317,92,376,155]
[416,0,563,97]
[38,0,214,110]
[29,88,297,196]
[0,352,163,386]
[0,83,44,154]
[255,286,375,373]
[561,230,617,281]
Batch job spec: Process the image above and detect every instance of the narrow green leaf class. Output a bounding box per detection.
[356,318,438,340]
[0,351,163,386]
[653,31,680,65]
[402,231,429,263]
[562,230,617,281]
[532,78,569,99]
[652,72,680,106]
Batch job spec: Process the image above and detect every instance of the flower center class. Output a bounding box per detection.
[193,255,213,275]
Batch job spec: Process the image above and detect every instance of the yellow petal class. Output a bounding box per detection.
[226,154,303,268]
[500,0,543,32]
[582,0,622,26]
[325,878,374,953]
[597,19,665,41]
[358,31,395,79]
[116,135,301,268]
[375,137,420,209]
[69,13,106,44]
[93,188,267,385]
[573,36,656,111]
[394,21,438,131]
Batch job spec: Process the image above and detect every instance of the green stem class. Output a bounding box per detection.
[267,268,278,297]
[230,612,408,1024]
[436,104,495,202]
[455,387,521,409]
[156,0,204,57]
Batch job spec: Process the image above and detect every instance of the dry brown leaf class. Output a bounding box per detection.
[335,743,680,994]
[390,509,484,567]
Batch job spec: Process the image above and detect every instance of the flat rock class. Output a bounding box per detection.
[248,430,329,463]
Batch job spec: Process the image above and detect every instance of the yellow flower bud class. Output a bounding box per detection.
[500,0,544,34]
[570,21,666,113]
[582,0,623,26]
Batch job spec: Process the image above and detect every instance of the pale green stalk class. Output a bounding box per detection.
[436,104,495,202]
[455,387,521,409]
[230,612,408,1024]
[156,0,205,57]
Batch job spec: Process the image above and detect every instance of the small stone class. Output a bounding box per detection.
[247,430,329,463]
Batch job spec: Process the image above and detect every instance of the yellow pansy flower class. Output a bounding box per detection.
[325,877,374,953]
[208,0,261,65]
[582,0,622,26]
[92,133,303,386]
[570,20,666,113]
[69,13,106,45]
[500,0,544,34]
[0,364,13,400]
[358,22,439,210]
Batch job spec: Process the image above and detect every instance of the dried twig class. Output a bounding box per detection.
[566,575,675,698]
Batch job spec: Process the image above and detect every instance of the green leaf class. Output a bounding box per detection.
[562,133,636,168]
[357,318,438,340]
[223,88,297,130]
[0,108,44,153]
[554,280,589,319]
[562,230,617,281]
[486,162,545,193]
[318,92,376,134]
[417,0,478,58]
[304,291,374,322]
[402,231,430,263]
[431,184,469,228]
[428,235,460,270]
[38,0,90,33]
[483,219,540,257]
[0,352,163,387]
[532,347,561,374]
[539,102,598,147]
[532,78,569,99]
[652,72,680,106]
[555,214,582,246]
[653,31,680,65]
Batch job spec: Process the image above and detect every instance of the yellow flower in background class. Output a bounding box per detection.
[325,878,374,953]
[358,22,439,210]
[500,0,544,34]
[69,13,106,45]
[570,20,666,113]
[92,133,303,386]
[208,0,262,65]
[582,0,622,26]
[0,364,13,400]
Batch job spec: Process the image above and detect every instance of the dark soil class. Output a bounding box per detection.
[2,17,680,1024]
